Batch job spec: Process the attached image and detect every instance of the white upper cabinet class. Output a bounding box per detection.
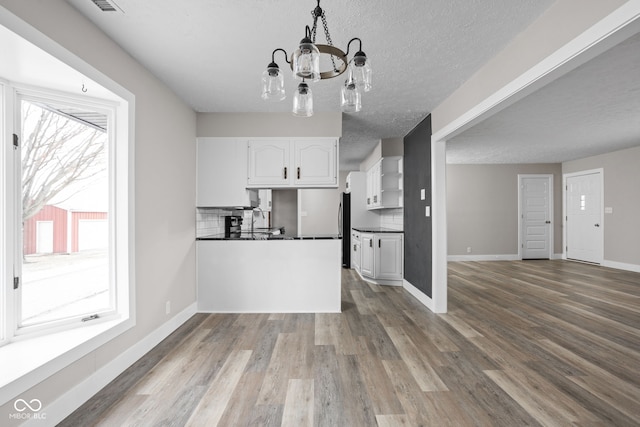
[197,138,258,207]
[247,138,338,188]
[367,156,403,210]
[247,140,291,186]
[294,140,337,186]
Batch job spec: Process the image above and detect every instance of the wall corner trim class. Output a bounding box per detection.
[32,303,198,427]
[403,279,437,312]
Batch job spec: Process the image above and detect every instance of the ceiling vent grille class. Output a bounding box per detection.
[90,0,122,12]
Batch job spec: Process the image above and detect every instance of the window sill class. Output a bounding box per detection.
[0,316,133,406]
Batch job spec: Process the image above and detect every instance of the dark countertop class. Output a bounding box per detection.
[197,232,341,241]
[351,227,404,233]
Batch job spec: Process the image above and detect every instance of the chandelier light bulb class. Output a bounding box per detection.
[340,80,361,113]
[293,28,321,82]
[293,82,313,117]
[348,51,372,92]
[261,62,286,101]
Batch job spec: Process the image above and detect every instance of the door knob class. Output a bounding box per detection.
[594,223,600,227]
[545,220,551,224]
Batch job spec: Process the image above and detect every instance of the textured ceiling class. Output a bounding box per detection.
[64,0,556,169]
[447,31,640,164]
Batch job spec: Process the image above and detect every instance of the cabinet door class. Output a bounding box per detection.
[375,234,403,280]
[360,233,374,277]
[247,140,291,187]
[366,169,373,208]
[294,139,337,186]
[372,161,382,207]
[366,160,382,209]
[351,230,361,271]
[197,138,257,207]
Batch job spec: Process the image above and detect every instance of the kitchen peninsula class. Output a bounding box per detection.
[196,233,341,313]
[195,136,342,313]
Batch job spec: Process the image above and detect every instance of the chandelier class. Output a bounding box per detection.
[261,0,372,117]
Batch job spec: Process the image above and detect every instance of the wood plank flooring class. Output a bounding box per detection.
[61,260,640,426]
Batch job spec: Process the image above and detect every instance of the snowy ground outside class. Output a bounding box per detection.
[21,249,110,325]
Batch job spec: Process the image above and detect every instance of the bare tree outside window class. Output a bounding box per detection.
[21,101,107,222]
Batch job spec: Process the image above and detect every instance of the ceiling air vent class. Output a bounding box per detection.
[90,0,122,12]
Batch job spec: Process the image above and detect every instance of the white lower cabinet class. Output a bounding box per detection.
[351,230,361,271]
[360,233,374,277]
[375,234,403,280]
[354,230,403,285]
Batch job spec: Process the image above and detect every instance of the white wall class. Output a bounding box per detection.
[196,112,342,137]
[447,164,563,257]
[0,0,196,422]
[563,145,640,269]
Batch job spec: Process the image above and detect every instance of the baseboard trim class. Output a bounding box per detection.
[28,302,198,427]
[403,279,434,312]
[602,260,640,273]
[448,254,520,262]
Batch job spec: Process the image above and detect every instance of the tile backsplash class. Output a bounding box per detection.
[379,208,404,231]
[196,208,268,237]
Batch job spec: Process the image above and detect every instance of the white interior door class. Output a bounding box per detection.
[520,175,552,259]
[566,171,603,264]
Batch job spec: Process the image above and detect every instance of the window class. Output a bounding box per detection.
[18,96,113,331]
[1,87,124,342]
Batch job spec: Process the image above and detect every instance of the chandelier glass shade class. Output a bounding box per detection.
[340,80,361,113]
[261,0,371,117]
[293,81,313,117]
[261,62,286,101]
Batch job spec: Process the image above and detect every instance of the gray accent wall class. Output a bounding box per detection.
[447,163,563,257]
[563,144,640,267]
[403,116,432,297]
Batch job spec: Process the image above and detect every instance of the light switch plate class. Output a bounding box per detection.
[605,207,613,214]
[425,206,430,217]
[420,189,426,200]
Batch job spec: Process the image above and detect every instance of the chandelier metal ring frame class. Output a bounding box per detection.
[261,0,372,117]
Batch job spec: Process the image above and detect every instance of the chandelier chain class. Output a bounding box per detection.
[310,10,339,72]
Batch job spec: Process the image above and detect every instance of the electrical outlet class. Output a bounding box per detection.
[165,301,171,315]
[467,247,472,253]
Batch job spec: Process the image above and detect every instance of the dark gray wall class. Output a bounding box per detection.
[403,115,432,297]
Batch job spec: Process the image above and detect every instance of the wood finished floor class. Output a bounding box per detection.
[61,261,640,426]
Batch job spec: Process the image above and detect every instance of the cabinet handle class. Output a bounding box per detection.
[367,197,370,204]
[297,167,301,179]
[378,239,381,248]
[374,195,378,203]
[353,244,356,251]
[369,239,372,248]
[284,167,287,179]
